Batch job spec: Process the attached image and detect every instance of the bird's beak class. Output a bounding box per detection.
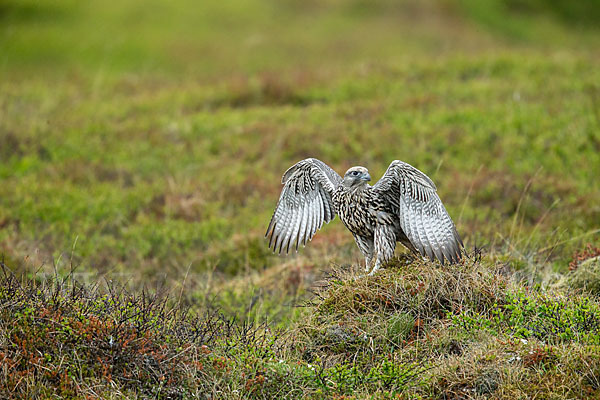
[362,173,371,182]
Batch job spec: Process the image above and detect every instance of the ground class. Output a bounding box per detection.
[1,0,599,398]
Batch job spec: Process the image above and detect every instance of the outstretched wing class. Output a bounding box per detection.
[372,160,463,264]
[266,158,342,254]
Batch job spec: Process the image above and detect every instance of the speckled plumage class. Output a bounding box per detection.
[265,158,463,274]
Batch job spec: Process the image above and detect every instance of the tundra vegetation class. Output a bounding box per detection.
[1,0,599,398]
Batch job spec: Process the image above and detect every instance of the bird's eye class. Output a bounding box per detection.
[352,171,358,176]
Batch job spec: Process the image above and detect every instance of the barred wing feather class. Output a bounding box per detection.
[265,158,341,253]
[373,160,463,264]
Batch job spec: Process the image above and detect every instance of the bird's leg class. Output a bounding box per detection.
[372,221,396,275]
[365,256,373,273]
[353,234,374,274]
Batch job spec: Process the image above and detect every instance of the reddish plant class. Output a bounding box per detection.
[569,243,600,271]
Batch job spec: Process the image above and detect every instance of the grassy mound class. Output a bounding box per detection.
[290,253,600,398]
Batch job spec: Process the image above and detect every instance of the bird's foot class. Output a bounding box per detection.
[357,268,371,279]
[368,263,382,276]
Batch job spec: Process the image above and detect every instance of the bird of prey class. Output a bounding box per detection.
[265,158,463,275]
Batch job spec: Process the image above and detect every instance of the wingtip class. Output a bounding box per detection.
[438,252,446,266]
[268,232,275,249]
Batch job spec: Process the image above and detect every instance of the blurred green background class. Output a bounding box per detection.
[1,0,599,286]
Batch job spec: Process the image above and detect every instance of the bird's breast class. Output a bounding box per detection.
[333,188,377,237]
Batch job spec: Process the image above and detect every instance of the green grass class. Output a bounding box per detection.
[2,51,599,281]
[1,0,600,398]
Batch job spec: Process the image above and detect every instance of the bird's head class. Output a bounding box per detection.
[343,166,371,187]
